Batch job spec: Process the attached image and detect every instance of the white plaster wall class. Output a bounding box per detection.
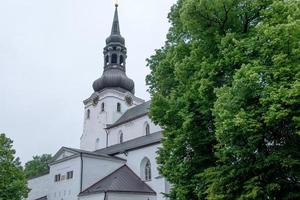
[107,115,162,146]
[27,174,50,200]
[82,156,125,191]
[79,193,156,200]
[116,144,168,200]
[79,193,105,200]
[81,89,144,151]
[108,193,156,200]
[47,157,81,200]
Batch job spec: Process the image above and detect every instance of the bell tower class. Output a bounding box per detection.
[92,4,135,94]
[103,4,127,73]
[80,4,144,151]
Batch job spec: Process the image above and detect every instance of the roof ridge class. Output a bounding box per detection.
[95,131,162,155]
[107,101,151,129]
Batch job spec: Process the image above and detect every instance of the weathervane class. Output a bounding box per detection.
[113,0,119,7]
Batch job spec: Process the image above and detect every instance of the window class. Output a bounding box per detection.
[54,174,61,182]
[101,102,105,112]
[67,171,73,180]
[111,54,117,64]
[140,158,151,181]
[95,138,100,149]
[119,131,123,144]
[105,55,109,65]
[117,103,121,112]
[145,123,150,135]
[120,55,124,66]
[86,109,90,119]
[145,160,152,181]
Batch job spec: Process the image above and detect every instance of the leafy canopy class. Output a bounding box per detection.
[0,133,29,200]
[24,154,52,179]
[147,0,300,199]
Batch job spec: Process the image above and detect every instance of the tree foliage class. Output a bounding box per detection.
[24,154,52,179]
[146,0,300,199]
[0,133,29,200]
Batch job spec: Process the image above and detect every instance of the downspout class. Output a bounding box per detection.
[104,192,108,200]
[80,152,83,192]
[105,128,109,147]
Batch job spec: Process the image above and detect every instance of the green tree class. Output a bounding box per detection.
[204,1,300,199]
[24,154,52,179]
[147,0,300,199]
[0,133,29,200]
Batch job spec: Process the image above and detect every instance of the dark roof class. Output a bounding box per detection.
[107,101,151,129]
[79,165,156,196]
[96,131,162,155]
[27,171,50,180]
[50,147,126,165]
[35,196,47,200]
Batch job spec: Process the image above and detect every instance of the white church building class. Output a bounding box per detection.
[26,4,170,200]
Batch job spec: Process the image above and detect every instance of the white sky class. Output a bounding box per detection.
[0,0,176,164]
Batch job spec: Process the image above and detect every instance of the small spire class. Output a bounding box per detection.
[111,3,120,35]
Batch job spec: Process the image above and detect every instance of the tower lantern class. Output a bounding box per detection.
[92,3,135,94]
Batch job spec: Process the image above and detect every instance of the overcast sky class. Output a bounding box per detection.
[0,0,176,164]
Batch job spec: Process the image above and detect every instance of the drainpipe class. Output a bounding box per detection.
[105,128,109,147]
[80,153,83,192]
[104,192,108,200]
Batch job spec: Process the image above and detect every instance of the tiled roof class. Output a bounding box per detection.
[79,165,156,196]
[50,147,126,165]
[107,101,151,129]
[96,131,162,155]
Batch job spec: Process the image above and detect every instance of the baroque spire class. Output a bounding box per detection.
[92,4,135,94]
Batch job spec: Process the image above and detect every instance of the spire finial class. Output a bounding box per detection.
[113,0,119,7]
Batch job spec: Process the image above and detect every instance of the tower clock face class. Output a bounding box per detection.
[125,95,133,106]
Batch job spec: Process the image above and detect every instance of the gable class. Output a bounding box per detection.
[51,147,78,163]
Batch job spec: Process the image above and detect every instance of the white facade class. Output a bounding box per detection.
[79,193,156,200]
[27,89,169,200]
[107,115,162,146]
[27,5,170,200]
[115,144,169,200]
[80,89,144,151]
[27,149,125,200]
[27,174,50,200]
[81,156,124,191]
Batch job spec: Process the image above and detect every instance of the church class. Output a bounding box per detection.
[27,3,170,200]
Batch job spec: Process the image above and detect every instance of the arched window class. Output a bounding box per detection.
[105,55,109,65]
[86,109,90,119]
[117,103,121,112]
[145,160,151,181]
[120,55,124,66]
[119,131,123,144]
[95,138,100,149]
[101,102,105,112]
[140,157,151,181]
[145,123,150,135]
[111,54,118,64]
